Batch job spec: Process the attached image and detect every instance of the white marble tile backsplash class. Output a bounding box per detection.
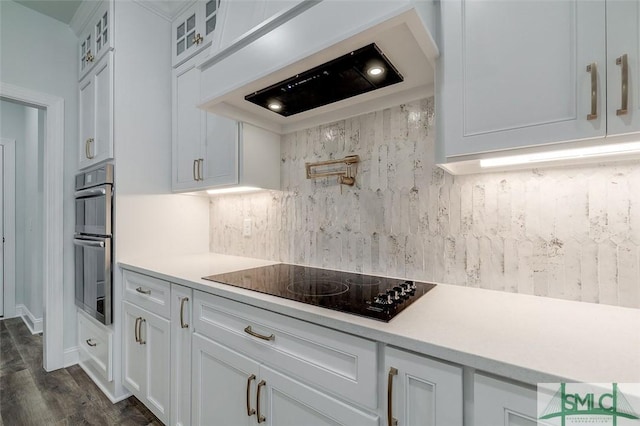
[210,98,640,308]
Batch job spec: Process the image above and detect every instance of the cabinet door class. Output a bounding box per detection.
[474,374,537,426]
[78,74,95,169]
[259,365,379,426]
[385,347,463,426]
[171,284,192,426]
[92,52,113,165]
[140,307,171,422]
[607,0,640,135]
[172,3,207,67]
[79,30,94,80]
[191,334,258,426]
[123,301,146,396]
[173,59,203,190]
[201,115,239,186]
[79,52,113,170]
[439,0,606,159]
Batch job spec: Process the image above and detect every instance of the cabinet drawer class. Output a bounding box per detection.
[474,373,537,426]
[123,270,171,318]
[193,291,378,409]
[78,310,113,382]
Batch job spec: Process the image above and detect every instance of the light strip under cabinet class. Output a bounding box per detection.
[480,141,640,168]
[206,186,262,195]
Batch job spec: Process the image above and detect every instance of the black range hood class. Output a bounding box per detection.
[244,43,404,117]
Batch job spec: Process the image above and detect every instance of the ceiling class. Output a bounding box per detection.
[14,0,82,24]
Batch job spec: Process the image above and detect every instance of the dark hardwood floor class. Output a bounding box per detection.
[0,317,163,426]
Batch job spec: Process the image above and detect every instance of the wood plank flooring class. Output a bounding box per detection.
[0,318,162,426]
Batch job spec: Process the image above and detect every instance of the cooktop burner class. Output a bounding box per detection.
[203,264,436,322]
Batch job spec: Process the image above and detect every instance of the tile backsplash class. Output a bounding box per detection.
[210,98,640,308]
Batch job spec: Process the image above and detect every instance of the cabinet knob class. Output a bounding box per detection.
[85,51,94,63]
[193,33,203,45]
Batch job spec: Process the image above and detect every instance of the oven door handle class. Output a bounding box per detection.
[75,187,107,198]
[73,238,105,248]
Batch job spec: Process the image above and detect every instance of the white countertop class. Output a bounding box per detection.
[119,252,640,385]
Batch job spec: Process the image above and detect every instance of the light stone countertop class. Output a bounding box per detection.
[119,252,640,386]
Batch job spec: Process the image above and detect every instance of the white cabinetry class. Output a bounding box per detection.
[473,374,537,426]
[78,51,113,170]
[190,290,379,425]
[385,346,463,426]
[77,309,113,382]
[172,0,223,67]
[78,1,113,80]
[171,284,192,426]
[172,53,280,192]
[122,270,172,424]
[438,0,640,167]
[606,0,640,136]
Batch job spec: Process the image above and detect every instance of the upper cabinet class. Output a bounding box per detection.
[78,1,114,81]
[606,0,640,136]
[172,0,223,67]
[437,0,640,172]
[79,51,113,170]
[172,53,280,192]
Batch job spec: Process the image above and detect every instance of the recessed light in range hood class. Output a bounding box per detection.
[244,43,404,117]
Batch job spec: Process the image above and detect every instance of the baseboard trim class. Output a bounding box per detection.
[15,304,43,334]
[64,346,80,368]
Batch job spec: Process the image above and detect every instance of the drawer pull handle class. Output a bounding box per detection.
[86,338,97,347]
[246,374,256,416]
[256,380,266,423]
[135,286,151,295]
[244,326,274,341]
[586,62,598,120]
[180,297,189,328]
[617,54,629,116]
[388,367,398,426]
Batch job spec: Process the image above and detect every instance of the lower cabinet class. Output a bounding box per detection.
[191,333,378,426]
[122,300,171,423]
[385,347,463,426]
[473,373,537,426]
[170,284,192,426]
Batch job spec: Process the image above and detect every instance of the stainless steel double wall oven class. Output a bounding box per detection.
[74,164,113,325]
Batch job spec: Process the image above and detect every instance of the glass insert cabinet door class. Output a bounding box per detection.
[95,11,109,55]
[173,0,222,64]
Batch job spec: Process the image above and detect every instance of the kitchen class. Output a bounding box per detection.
[0,0,639,425]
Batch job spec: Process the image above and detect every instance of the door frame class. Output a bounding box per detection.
[0,82,65,371]
[0,138,16,319]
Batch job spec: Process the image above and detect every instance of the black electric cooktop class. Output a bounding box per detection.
[203,264,436,322]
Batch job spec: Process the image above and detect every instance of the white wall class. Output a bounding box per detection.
[0,0,77,346]
[0,100,26,309]
[113,1,209,263]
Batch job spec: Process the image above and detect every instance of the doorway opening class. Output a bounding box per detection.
[0,82,65,371]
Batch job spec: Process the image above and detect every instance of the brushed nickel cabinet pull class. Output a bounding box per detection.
[180,297,189,329]
[134,317,140,343]
[198,158,204,181]
[86,338,97,347]
[244,326,275,341]
[135,286,151,295]
[246,374,256,416]
[256,380,266,423]
[387,367,398,426]
[616,54,629,116]
[586,62,598,120]
[138,318,146,345]
[86,138,95,159]
[193,159,198,181]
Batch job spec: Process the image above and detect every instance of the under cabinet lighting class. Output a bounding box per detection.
[367,66,385,76]
[206,186,262,195]
[480,141,640,168]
